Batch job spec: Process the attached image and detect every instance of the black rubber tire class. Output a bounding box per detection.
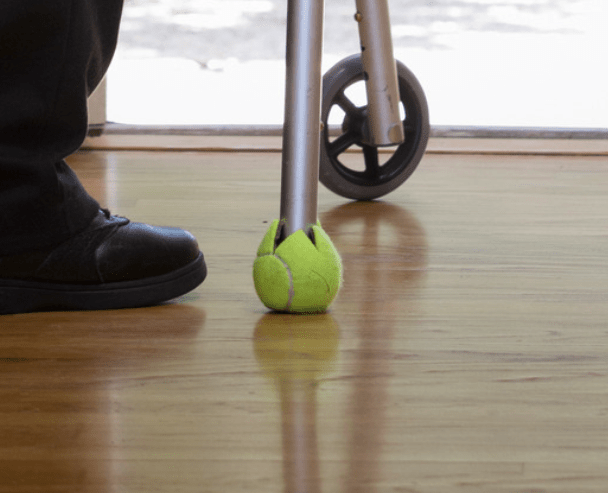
[320,54,430,200]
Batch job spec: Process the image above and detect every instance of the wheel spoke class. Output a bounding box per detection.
[328,132,357,158]
[335,91,359,116]
[362,145,381,180]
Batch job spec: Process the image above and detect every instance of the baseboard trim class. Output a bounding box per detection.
[82,124,608,156]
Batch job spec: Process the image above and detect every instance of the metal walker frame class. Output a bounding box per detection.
[279,0,405,240]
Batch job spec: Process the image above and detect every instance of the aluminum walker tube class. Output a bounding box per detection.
[279,0,325,240]
[355,0,405,146]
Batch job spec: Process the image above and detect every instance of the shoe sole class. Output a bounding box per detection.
[0,252,207,315]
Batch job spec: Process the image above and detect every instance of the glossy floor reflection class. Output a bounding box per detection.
[1,149,607,492]
[255,314,340,493]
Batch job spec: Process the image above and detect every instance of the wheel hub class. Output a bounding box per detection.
[342,107,372,146]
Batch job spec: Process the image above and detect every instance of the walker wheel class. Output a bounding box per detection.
[320,54,430,200]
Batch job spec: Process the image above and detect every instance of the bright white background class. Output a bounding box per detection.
[107,0,608,128]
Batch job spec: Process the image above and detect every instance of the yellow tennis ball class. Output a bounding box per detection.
[253,219,343,313]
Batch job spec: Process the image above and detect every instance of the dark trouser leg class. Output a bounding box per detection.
[0,0,124,256]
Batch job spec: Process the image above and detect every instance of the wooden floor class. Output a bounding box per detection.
[2,146,608,492]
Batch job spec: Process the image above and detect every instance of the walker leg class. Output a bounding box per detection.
[279,0,325,240]
[355,0,405,146]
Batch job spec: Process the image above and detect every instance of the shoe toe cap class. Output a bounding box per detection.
[96,222,201,282]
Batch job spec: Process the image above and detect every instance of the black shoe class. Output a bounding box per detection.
[0,209,207,315]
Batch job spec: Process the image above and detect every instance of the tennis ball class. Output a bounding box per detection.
[253,219,343,313]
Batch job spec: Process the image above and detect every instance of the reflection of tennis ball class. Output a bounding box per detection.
[254,314,340,380]
[253,219,343,313]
